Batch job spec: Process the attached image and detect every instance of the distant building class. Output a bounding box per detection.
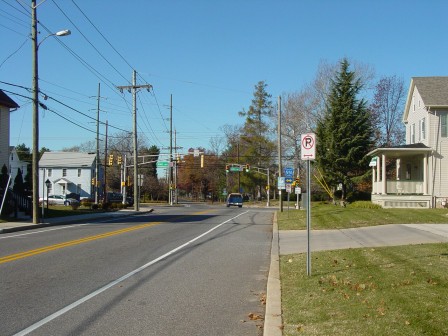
[39,151,100,199]
[9,146,29,188]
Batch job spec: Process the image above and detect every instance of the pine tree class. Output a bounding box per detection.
[316,59,373,203]
[13,168,25,193]
[237,81,275,198]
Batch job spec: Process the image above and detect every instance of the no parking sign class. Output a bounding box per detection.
[301,133,316,160]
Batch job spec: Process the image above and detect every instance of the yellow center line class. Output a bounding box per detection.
[0,222,161,265]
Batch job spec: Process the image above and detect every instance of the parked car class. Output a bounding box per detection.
[39,194,80,206]
[226,193,243,208]
[107,192,134,206]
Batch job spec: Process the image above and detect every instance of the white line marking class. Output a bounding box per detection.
[13,211,249,336]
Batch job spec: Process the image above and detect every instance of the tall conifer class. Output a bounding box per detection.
[316,59,373,202]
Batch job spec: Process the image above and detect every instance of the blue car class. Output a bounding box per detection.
[226,193,243,208]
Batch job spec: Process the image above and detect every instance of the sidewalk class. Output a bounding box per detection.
[0,207,153,234]
[263,221,448,335]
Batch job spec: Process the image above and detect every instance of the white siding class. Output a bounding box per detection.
[406,88,428,146]
[428,109,448,198]
[0,107,9,171]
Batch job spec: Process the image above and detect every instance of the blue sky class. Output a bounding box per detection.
[2,0,448,156]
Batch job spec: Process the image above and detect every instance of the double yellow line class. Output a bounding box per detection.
[0,222,160,265]
[0,209,217,265]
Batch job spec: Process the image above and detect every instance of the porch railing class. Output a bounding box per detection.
[373,180,424,195]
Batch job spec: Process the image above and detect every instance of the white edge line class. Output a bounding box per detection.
[13,210,249,336]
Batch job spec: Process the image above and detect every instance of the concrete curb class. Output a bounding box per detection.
[264,212,283,336]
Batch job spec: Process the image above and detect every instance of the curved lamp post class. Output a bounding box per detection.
[32,0,71,224]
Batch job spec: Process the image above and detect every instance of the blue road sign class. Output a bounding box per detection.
[284,167,294,178]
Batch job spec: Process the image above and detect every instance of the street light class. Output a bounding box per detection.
[31,0,71,224]
[45,179,51,212]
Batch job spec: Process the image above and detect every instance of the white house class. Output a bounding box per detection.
[39,151,98,200]
[0,90,19,173]
[368,77,448,208]
[9,146,29,188]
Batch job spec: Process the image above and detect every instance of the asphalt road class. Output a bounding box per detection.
[0,204,274,336]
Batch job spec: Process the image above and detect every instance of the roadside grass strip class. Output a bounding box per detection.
[278,202,448,230]
[280,243,448,335]
[0,222,161,264]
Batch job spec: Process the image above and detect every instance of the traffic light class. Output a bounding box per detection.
[91,178,95,185]
[117,155,122,165]
[295,177,300,185]
[225,165,230,173]
[108,154,114,166]
[244,164,250,172]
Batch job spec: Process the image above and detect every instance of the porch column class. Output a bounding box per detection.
[396,158,401,180]
[382,154,387,194]
[372,166,376,194]
[423,153,428,195]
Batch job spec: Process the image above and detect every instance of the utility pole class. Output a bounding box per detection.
[117,70,152,211]
[169,94,173,205]
[104,120,108,203]
[278,96,283,212]
[31,0,39,224]
[95,83,101,204]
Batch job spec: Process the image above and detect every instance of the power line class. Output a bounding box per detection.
[50,0,130,84]
[71,0,135,77]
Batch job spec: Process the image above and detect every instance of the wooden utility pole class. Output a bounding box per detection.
[117,71,152,211]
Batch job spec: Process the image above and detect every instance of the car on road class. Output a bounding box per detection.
[226,193,243,208]
[39,194,80,206]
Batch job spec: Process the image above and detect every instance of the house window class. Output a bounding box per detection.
[421,118,426,140]
[48,169,52,177]
[78,168,81,177]
[442,113,447,138]
[62,169,67,177]
[411,124,415,143]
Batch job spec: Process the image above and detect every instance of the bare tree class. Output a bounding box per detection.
[307,59,376,127]
[370,75,406,147]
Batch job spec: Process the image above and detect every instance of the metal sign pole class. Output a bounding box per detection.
[306,159,311,276]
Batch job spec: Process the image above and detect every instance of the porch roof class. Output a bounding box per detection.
[367,143,432,158]
[53,178,73,185]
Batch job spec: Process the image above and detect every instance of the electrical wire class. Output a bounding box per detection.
[50,0,130,84]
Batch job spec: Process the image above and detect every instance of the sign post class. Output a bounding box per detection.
[301,133,316,276]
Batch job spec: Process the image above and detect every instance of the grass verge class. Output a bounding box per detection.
[281,243,448,335]
[278,202,448,230]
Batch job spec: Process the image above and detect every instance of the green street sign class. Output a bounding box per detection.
[156,161,169,168]
[230,166,241,172]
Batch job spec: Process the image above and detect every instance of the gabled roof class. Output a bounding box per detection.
[403,77,448,122]
[0,89,19,108]
[39,152,96,168]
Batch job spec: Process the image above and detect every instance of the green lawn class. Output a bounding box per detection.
[281,243,448,335]
[278,202,448,230]
[279,202,448,335]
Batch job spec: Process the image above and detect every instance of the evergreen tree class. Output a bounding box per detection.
[13,168,25,193]
[316,59,373,203]
[237,81,275,198]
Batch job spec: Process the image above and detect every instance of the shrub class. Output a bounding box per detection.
[349,201,382,209]
[91,203,99,210]
[70,202,80,210]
